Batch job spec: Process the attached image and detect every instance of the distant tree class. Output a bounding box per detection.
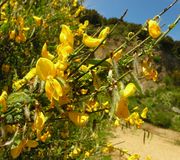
[172,40,180,57]
[80,9,107,25]
[160,36,174,51]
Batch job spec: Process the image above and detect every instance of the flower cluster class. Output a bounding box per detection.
[1,0,177,159]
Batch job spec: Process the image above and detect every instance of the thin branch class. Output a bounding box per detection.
[158,0,178,17]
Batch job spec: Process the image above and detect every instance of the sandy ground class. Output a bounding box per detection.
[109,123,180,160]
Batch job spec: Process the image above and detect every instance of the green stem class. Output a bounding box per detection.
[123,36,151,57]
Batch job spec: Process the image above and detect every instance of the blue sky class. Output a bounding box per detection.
[84,0,180,40]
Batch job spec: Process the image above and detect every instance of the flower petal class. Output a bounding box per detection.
[59,25,74,47]
[26,140,38,148]
[115,97,129,119]
[123,83,136,98]
[82,33,102,48]
[68,112,89,127]
[11,140,26,159]
[148,20,161,39]
[98,27,110,39]
[45,78,63,101]
[36,58,56,81]
[41,43,54,60]
[33,110,46,138]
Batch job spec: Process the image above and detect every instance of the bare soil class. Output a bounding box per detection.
[110,123,180,160]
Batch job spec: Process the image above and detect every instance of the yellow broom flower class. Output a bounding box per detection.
[40,131,51,142]
[148,19,161,39]
[41,43,55,60]
[9,30,16,40]
[23,68,36,81]
[33,110,46,138]
[98,27,110,40]
[59,25,74,47]
[11,139,38,159]
[68,112,89,127]
[115,97,129,119]
[56,42,73,61]
[122,83,136,98]
[11,139,27,159]
[33,16,42,26]
[36,58,63,101]
[74,6,85,17]
[0,91,8,112]
[36,58,56,81]
[45,77,63,101]
[141,107,148,119]
[82,33,102,48]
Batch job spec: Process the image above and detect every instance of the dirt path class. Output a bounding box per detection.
[109,123,180,160]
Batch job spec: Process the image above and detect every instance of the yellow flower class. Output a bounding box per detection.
[23,68,36,81]
[45,77,63,101]
[0,91,8,112]
[128,154,140,160]
[12,79,26,91]
[36,58,63,101]
[15,32,26,43]
[73,0,78,7]
[147,69,158,81]
[56,42,73,61]
[148,19,161,39]
[141,107,148,119]
[33,16,42,26]
[82,27,109,48]
[82,33,102,48]
[9,30,16,40]
[12,68,36,91]
[80,89,88,95]
[11,139,38,159]
[79,65,89,72]
[122,83,136,98]
[114,119,120,127]
[69,147,81,158]
[59,25,74,47]
[126,112,144,128]
[11,139,26,159]
[86,99,99,112]
[98,27,110,40]
[68,112,89,127]
[106,49,122,64]
[36,58,56,81]
[84,151,90,158]
[101,143,114,154]
[74,6,85,17]
[142,58,158,81]
[33,110,46,138]
[40,131,51,142]
[22,27,30,31]
[55,60,68,71]
[115,97,129,119]
[41,43,55,60]
[76,20,89,35]
[16,16,24,29]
